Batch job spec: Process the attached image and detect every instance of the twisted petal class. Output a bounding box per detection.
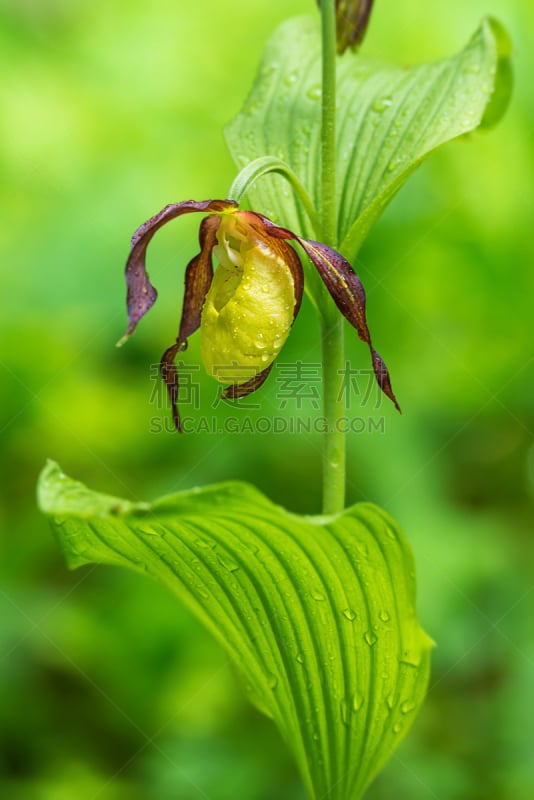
[222,364,274,401]
[122,199,237,339]
[242,212,401,413]
[160,215,222,432]
[296,239,400,412]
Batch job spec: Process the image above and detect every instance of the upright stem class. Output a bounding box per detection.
[320,1,346,514]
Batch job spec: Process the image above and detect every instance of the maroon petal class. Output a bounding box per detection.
[222,364,274,401]
[160,342,185,433]
[299,239,401,412]
[242,211,400,412]
[177,215,221,344]
[122,199,236,339]
[159,215,222,433]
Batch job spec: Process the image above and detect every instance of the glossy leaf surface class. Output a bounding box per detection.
[226,15,512,259]
[39,461,432,800]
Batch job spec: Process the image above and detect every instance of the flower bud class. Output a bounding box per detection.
[200,214,296,385]
[317,0,375,55]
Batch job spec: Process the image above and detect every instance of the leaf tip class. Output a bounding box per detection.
[480,16,513,129]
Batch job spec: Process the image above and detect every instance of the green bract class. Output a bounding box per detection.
[39,461,433,800]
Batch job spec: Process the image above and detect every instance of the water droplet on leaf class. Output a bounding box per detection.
[217,554,240,572]
[306,85,322,101]
[372,96,393,113]
[267,673,278,690]
[340,698,350,726]
[400,700,416,714]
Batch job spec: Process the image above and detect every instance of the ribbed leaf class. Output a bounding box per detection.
[39,461,432,800]
[225,15,511,258]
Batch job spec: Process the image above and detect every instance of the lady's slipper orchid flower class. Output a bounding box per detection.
[121,199,399,431]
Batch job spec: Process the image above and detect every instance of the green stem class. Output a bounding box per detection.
[228,155,322,236]
[320,0,345,514]
[320,1,338,249]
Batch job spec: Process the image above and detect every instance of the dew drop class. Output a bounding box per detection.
[379,609,391,623]
[139,526,160,537]
[306,85,322,101]
[284,72,298,87]
[196,538,211,549]
[340,698,350,726]
[296,652,305,665]
[312,591,326,602]
[393,722,403,734]
[400,700,416,715]
[267,673,278,690]
[385,525,397,541]
[260,353,270,363]
[217,554,240,572]
[372,96,393,113]
[364,631,377,646]
[352,692,365,711]
[343,608,357,622]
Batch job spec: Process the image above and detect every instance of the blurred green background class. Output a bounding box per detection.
[1,0,532,797]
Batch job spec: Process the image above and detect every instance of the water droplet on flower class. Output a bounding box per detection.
[364,631,377,646]
[260,353,270,362]
[343,608,357,621]
[372,96,393,112]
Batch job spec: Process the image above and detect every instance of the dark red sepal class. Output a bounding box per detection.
[123,199,236,339]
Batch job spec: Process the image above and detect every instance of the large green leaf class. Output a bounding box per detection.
[39,461,432,800]
[225,15,512,259]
